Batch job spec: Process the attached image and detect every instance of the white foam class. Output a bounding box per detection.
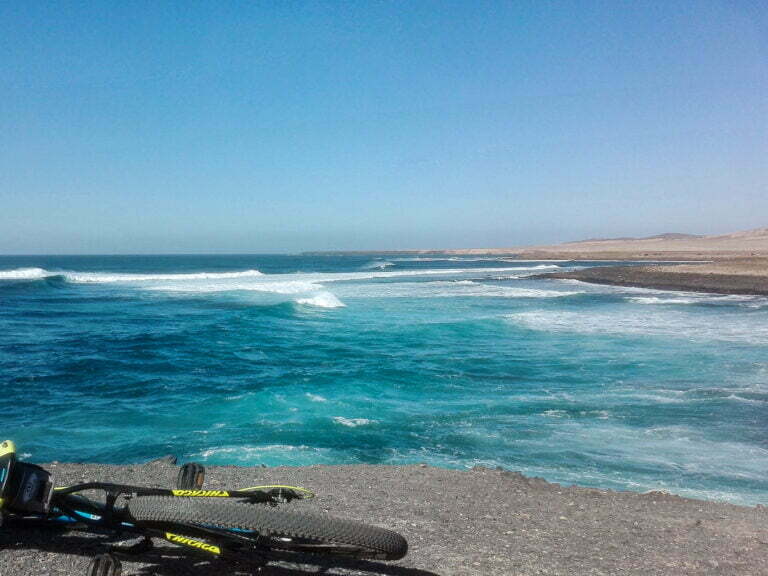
[12,265,561,291]
[392,257,480,262]
[500,259,574,263]
[295,293,346,308]
[63,265,583,304]
[65,269,264,283]
[392,256,568,263]
[725,394,767,405]
[362,260,394,270]
[333,280,583,299]
[442,285,582,298]
[197,444,332,462]
[627,293,768,307]
[628,296,699,305]
[151,279,315,294]
[505,308,768,344]
[542,409,568,418]
[129,267,574,301]
[0,267,54,280]
[333,416,376,427]
[34,265,556,290]
[556,280,768,308]
[305,393,328,403]
[545,421,768,492]
[319,266,547,281]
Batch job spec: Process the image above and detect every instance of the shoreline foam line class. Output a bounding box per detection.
[0,265,561,284]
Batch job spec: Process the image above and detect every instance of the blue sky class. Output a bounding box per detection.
[1,1,766,253]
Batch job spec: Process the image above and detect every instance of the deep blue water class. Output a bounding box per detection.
[1,255,767,505]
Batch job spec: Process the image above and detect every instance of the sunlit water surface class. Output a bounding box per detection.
[2,255,766,505]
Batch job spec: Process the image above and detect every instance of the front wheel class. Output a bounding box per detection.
[126,495,408,560]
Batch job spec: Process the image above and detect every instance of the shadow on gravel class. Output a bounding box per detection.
[0,529,442,576]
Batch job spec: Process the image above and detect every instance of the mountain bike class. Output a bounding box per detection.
[0,440,408,575]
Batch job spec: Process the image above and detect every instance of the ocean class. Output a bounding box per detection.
[1,254,766,505]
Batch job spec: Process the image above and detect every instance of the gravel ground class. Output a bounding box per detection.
[1,461,767,575]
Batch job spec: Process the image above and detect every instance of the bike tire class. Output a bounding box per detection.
[126,495,407,560]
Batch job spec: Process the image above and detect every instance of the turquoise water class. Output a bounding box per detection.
[1,255,767,505]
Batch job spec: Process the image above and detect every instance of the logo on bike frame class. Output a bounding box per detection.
[171,489,229,497]
[165,532,221,554]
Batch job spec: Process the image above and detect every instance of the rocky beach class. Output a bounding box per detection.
[1,461,767,575]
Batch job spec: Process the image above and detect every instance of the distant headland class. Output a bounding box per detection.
[305,226,768,259]
[306,227,768,296]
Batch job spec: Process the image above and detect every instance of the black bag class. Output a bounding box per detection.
[0,447,54,514]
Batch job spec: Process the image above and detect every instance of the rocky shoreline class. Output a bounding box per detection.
[541,263,768,296]
[1,461,767,575]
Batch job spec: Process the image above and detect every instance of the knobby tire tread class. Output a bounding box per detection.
[126,495,407,560]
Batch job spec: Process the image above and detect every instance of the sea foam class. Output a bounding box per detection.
[332,280,583,299]
[506,308,768,344]
[149,279,316,294]
[627,294,768,308]
[361,260,394,270]
[0,267,54,280]
[5,265,562,288]
[333,416,376,427]
[295,293,346,308]
[65,269,264,283]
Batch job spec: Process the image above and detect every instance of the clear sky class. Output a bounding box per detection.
[1,1,766,253]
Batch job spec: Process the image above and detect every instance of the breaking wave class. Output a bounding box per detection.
[361,260,394,270]
[2,265,557,286]
[0,267,56,280]
[149,279,316,294]
[0,268,266,283]
[295,293,346,308]
[66,270,265,283]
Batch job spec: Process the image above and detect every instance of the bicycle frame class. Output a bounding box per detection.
[1,438,316,564]
[64,488,252,558]
[2,441,380,571]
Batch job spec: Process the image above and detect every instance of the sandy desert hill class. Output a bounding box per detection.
[447,227,768,259]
